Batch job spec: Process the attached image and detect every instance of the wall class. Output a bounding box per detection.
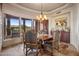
[70,4,79,51]
[0,4,3,51]
[77,4,79,51]
[48,16,55,35]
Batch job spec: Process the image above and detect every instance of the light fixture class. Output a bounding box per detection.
[36,3,47,22]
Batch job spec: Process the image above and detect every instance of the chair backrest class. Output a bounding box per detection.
[55,30,61,41]
[53,31,60,40]
[53,30,61,50]
[25,30,37,43]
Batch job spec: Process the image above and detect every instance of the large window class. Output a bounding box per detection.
[21,18,32,32]
[10,18,20,37]
[4,14,37,39]
[4,14,20,38]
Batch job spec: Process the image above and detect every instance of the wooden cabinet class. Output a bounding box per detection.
[51,30,70,43]
[60,31,70,43]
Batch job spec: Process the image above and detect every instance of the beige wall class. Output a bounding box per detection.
[70,4,79,51]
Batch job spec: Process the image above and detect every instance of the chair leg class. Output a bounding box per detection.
[36,51,38,56]
[36,49,39,56]
[50,52,53,56]
[23,44,27,56]
[25,47,27,56]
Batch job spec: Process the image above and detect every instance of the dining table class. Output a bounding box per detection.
[37,34,54,55]
[37,34,53,40]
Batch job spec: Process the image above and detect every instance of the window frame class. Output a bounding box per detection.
[4,14,37,40]
[4,14,20,39]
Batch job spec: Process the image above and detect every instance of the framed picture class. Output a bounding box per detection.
[55,16,68,30]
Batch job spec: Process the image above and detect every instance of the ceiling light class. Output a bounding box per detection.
[36,3,47,23]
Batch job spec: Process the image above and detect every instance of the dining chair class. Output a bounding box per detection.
[23,30,40,56]
[53,30,61,51]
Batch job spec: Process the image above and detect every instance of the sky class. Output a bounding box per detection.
[10,18,32,27]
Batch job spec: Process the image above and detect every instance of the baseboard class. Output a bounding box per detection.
[2,42,22,50]
[2,38,23,48]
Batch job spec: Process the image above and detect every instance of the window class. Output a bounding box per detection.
[4,14,20,38]
[10,18,20,37]
[21,18,32,32]
[4,14,36,39]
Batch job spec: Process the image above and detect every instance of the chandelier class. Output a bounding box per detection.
[36,3,47,22]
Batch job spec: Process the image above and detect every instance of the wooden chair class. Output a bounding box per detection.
[43,30,61,55]
[43,38,53,55]
[23,30,39,56]
[53,30,61,51]
[39,30,60,56]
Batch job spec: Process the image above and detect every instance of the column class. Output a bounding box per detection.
[0,4,3,51]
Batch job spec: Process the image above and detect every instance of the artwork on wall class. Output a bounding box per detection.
[55,16,69,31]
[55,17,67,26]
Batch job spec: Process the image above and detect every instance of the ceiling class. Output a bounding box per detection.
[17,3,66,12]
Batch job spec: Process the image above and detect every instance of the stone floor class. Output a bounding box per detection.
[0,43,78,56]
[0,44,25,56]
[0,44,61,56]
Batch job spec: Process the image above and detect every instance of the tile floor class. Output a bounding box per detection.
[0,43,78,56]
[0,44,60,56]
[0,44,25,56]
